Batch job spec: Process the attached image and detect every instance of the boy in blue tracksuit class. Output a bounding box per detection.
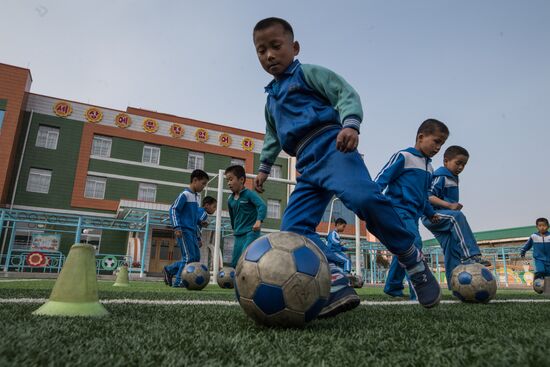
[521,217,550,280]
[252,17,442,317]
[196,196,217,247]
[163,169,209,287]
[376,119,449,299]
[421,146,490,288]
[225,165,267,267]
[326,218,352,274]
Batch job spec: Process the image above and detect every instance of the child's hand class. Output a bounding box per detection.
[254,172,268,193]
[253,220,262,231]
[520,251,526,258]
[201,220,209,228]
[448,203,463,211]
[174,229,182,238]
[336,128,359,153]
[430,214,441,223]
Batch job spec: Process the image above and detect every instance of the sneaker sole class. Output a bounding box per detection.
[317,294,360,319]
[419,290,442,309]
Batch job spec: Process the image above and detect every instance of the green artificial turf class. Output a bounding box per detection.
[1,280,549,366]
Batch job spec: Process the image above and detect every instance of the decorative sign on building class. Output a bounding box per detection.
[53,101,73,117]
[219,133,232,147]
[31,233,61,251]
[143,118,159,133]
[195,128,209,142]
[85,107,103,123]
[242,137,254,151]
[114,113,132,129]
[169,123,184,138]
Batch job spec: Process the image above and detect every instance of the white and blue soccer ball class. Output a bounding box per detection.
[235,232,330,328]
[533,278,545,294]
[182,262,210,290]
[217,266,236,289]
[451,263,497,303]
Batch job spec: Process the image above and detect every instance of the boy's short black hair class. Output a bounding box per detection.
[225,165,246,180]
[202,196,217,206]
[536,217,549,226]
[444,145,470,160]
[417,119,449,138]
[335,218,347,226]
[253,17,294,39]
[190,169,209,182]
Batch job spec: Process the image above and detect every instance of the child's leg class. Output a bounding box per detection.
[435,210,480,260]
[384,215,422,298]
[231,234,246,268]
[244,231,261,252]
[422,215,464,289]
[166,234,191,286]
[332,251,352,273]
[188,235,201,263]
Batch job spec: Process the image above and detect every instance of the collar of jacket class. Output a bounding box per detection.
[404,147,432,163]
[264,59,301,93]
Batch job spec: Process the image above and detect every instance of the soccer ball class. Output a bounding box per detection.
[235,232,330,328]
[350,274,364,288]
[451,263,497,303]
[533,278,545,294]
[217,266,236,289]
[181,262,210,290]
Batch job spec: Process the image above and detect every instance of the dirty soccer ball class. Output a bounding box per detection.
[235,232,330,328]
[533,278,545,294]
[350,274,364,288]
[451,263,497,303]
[217,266,236,289]
[181,262,210,290]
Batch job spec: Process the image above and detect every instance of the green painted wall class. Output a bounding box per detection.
[0,99,7,109]
[13,112,84,211]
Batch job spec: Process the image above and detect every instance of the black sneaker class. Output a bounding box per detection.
[163,267,173,287]
[406,259,441,308]
[470,255,492,267]
[317,286,360,319]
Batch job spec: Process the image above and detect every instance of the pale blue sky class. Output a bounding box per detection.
[1,1,549,238]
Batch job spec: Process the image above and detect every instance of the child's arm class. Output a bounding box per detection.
[228,201,235,230]
[520,237,533,257]
[249,191,267,231]
[302,65,363,153]
[428,176,463,210]
[169,192,187,237]
[374,152,405,192]
[255,108,282,193]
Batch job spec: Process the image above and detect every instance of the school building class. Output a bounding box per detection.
[0,62,372,276]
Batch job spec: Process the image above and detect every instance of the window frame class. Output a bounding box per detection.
[84,176,107,199]
[91,135,112,157]
[267,199,281,219]
[270,164,283,179]
[142,145,161,165]
[26,168,52,194]
[35,125,60,150]
[187,151,205,170]
[138,182,157,202]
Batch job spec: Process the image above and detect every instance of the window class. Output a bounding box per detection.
[81,229,102,253]
[91,136,112,157]
[267,199,281,219]
[138,183,157,202]
[26,168,52,193]
[142,145,160,165]
[187,151,204,170]
[0,110,5,130]
[270,164,282,179]
[230,158,245,167]
[84,176,106,199]
[36,125,59,150]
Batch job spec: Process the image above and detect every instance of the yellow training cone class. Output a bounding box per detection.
[33,244,109,317]
[113,265,130,287]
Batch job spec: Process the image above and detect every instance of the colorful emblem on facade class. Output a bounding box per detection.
[242,137,254,151]
[27,252,47,267]
[195,128,209,142]
[85,107,103,123]
[53,101,72,117]
[219,133,232,147]
[114,113,132,129]
[142,118,159,133]
[169,123,185,138]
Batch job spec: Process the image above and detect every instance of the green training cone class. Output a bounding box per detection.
[33,243,109,317]
[113,265,130,287]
